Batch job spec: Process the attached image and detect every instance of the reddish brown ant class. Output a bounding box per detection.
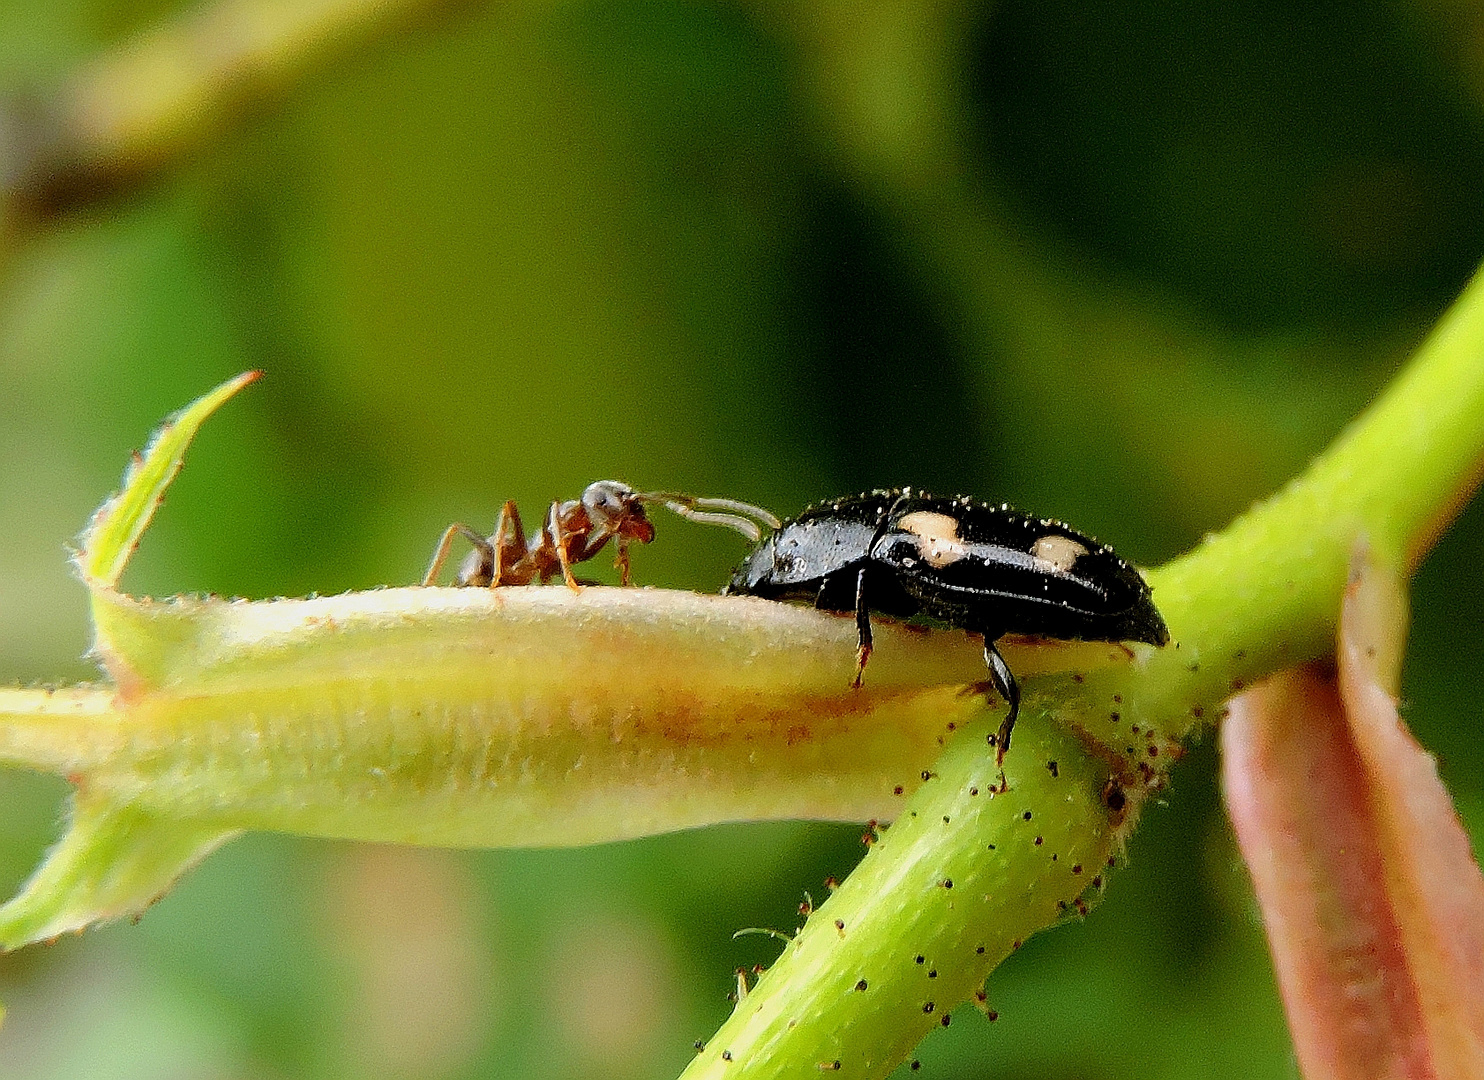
[422,480,779,590]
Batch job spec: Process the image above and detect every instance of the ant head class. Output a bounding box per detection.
[580,481,655,543]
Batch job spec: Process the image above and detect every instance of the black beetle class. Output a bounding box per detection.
[724,488,1170,762]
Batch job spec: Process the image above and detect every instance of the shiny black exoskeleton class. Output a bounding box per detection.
[724,488,1170,762]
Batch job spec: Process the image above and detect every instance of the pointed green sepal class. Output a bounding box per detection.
[0,796,238,950]
[78,371,259,590]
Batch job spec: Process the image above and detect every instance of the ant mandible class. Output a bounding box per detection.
[422,480,779,590]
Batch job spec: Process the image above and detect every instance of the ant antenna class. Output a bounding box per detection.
[640,493,781,542]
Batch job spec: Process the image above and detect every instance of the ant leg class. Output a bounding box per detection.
[615,539,633,586]
[852,567,872,689]
[423,523,493,586]
[983,639,1020,765]
[550,501,581,592]
[489,500,527,586]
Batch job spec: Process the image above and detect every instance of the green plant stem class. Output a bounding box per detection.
[686,709,1115,1079]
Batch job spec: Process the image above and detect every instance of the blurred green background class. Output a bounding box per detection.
[1,0,1483,1076]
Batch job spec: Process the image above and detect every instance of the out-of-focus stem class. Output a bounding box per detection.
[6,0,454,217]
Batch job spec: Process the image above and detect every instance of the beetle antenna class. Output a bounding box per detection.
[664,503,764,542]
[685,497,782,530]
[731,926,794,943]
[638,492,781,540]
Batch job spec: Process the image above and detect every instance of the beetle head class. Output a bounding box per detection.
[726,534,778,595]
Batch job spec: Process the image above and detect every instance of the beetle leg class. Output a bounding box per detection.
[852,567,873,689]
[983,639,1020,764]
[423,523,494,586]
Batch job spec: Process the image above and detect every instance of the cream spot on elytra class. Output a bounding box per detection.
[1030,533,1088,572]
[897,511,968,568]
